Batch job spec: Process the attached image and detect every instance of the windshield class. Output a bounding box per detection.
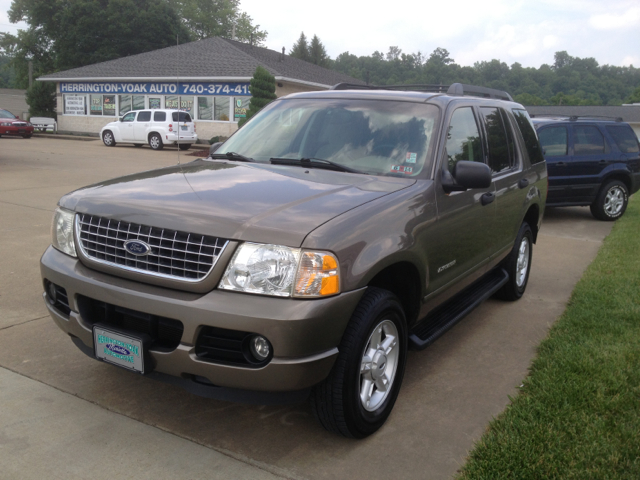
[218,98,439,177]
[0,109,16,119]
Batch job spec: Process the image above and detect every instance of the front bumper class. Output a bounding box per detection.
[41,246,365,393]
[1,126,34,136]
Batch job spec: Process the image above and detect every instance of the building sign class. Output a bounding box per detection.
[60,82,251,96]
[234,98,247,118]
[64,94,86,115]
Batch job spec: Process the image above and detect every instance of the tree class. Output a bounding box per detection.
[170,0,267,45]
[309,35,329,68]
[624,86,640,104]
[2,0,192,87]
[26,80,56,118]
[290,32,310,62]
[238,66,276,128]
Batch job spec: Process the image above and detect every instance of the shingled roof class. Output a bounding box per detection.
[38,37,362,88]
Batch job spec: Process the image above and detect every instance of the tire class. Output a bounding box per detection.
[133,143,143,148]
[311,287,407,438]
[178,143,191,151]
[589,180,629,221]
[23,134,32,139]
[495,222,533,301]
[149,133,163,150]
[102,130,116,147]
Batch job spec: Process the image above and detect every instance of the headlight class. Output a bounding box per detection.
[51,207,77,257]
[219,243,340,298]
[0,122,11,126]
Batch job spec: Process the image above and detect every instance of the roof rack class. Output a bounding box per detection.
[531,114,623,122]
[330,82,513,101]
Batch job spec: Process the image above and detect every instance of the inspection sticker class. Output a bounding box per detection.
[405,152,418,163]
[391,165,413,174]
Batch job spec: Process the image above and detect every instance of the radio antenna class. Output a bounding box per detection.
[176,33,180,165]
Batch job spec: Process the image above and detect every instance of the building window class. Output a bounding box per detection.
[119,95,146,115]
[198,97,213,120]
[149,97,161,109]
[103,95,116,116]
[214,97,230,121]
[234,97,250,122]
[64,94,87,115]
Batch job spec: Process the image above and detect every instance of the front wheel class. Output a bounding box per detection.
[178,143,191,151]
[590,180,628,221]
[102,130,116,147]
[148,133,163,150]
[311,287,407,438]
[495,222,533,301]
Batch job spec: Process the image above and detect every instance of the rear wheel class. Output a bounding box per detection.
[311,287,407,438]
[149,133,163,150]
[178,143,191,151]
[102,130,116,147]
[495,222,533,301]
[590,180,628,221]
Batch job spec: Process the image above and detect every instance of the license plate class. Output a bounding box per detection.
[93,326,145,373]
[181,125,188,131]
[18,129,25,133]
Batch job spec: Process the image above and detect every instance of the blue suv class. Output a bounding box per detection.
[532,116,640,220]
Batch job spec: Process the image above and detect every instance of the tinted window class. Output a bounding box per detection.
[606,125,639,153]
[512,109,545,164]
[538,127,567,156]
[445,107,483,174]
[0,109,16,119]
[122,112,136,122]
[154,111,166,122]
[172,112,192,122]
[137,111,151,122]
[480,107,513,173]
[574,126,604,155]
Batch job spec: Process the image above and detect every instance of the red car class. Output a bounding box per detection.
[0,108,34,138]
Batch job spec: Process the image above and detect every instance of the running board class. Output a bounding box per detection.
[409,268,509,351]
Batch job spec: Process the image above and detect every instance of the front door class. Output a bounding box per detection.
[427,106,496,295]
[133,111,152,142]
[120,111,136,141]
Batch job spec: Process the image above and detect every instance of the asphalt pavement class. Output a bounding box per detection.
[0,136,614,479]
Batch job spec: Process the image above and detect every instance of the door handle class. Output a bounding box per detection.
[556,162,566,166]
[599,160,608,164]
[481,192,495,206]
[518,178,529,189]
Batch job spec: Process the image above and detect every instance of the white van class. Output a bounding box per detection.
[100,109,197,150]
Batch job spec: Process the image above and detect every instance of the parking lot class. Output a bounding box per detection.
[0,136,614,480]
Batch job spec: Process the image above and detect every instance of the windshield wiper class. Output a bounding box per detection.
[209,151,254,162]
[269,157,362,174]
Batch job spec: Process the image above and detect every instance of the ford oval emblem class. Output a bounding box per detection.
[124,240,151,256]
[106,344,131,356]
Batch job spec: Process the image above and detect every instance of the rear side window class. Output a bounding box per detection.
[512,109,545,164]
[480,107,514,173]
[573,126,604,155]
[445,107,483,174]
[606,125,639,153]
[137,111,151,122]
[538,127,568,156]
[172,112,192,122]
[154,111,166,122]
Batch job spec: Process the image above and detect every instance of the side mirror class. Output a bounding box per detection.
[443,160,492,192]
[209,142,223,156]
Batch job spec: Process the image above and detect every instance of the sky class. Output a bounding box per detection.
[1,0,639,69]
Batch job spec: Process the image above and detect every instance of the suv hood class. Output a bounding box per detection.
[59,159,415,246]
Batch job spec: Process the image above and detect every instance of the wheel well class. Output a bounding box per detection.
[602,173,631,193]
[148,132,161,141]
[368,262,421,327]
[523,204,540,243]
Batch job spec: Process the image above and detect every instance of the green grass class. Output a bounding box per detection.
[457,196,640,480]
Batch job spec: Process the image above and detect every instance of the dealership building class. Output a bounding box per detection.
[38,37,361,140]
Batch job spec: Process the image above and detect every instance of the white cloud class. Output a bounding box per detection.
[589,7,640,30]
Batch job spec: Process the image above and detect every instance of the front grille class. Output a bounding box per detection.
[77,295,184,350]
[195,326,271,368]
[76,214,227,281]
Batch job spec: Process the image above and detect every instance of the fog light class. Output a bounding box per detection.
[249,335,270,360]
[46,281,57,305]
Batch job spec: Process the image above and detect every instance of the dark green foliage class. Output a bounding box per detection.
[457,196,640,479]
[331,47,640,106]
[26,80,56,118]
[625,86,640,104]
[2,0,192,87]
[169,0,266,45]
[290,32,310,62]
[0,55,17,87]
[237,66,276,128]
[309,35,329,68]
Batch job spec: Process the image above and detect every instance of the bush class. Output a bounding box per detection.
[238,66,276,128]
[26,81,56,119]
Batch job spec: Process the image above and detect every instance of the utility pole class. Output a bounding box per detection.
[28,60,33,88]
